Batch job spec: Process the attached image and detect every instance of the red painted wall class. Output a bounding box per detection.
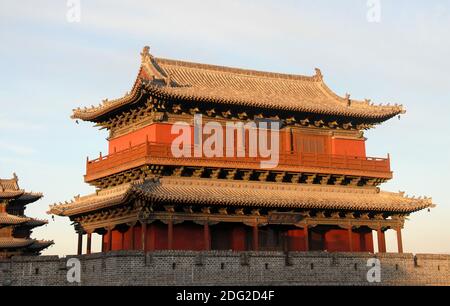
[293,132,331,154]
[102,225,374,252]
[359,231,374,253]
[173,223,205,251]
[286,229,307,251]
[309,231,325,251]
[109,123,177,154]
[331,138,366,157]
[108,123,367,159]
[324,229,350,252]
[322,229,373,252]
[231,226,247,251]
[111,230,123,250]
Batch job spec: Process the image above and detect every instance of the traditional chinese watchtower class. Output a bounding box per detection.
[49,46,433,255]
[1,174,53,258]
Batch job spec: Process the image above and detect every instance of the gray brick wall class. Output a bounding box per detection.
[0,251,449,286]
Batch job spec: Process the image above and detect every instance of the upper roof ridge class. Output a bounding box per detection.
[0,173,20,191]
[154,57,323,83]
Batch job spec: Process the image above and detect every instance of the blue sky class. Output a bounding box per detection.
[0,0,449,256]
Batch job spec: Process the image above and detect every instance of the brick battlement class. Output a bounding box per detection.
[1,251,449,286]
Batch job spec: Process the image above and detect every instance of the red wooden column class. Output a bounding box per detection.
[86,232,92,255]
[121,231,125,250]
[303,226,309,251]
[141,222,147,251]
[252,225,259,251]
[381,230,387,253]
[168,220,174,250]
[77,232,83,255]
[130,224,135,250]
[347,227,354,252]
[377,229,386,253]
[106,228,112,252]
[204,222,211,250]
[396,228,403,253]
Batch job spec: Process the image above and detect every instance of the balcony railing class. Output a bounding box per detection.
[85,141,391,182]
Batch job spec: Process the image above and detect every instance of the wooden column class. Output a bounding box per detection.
[303,226,309,251]
[381,230,386,253]
[348,227,354,252]
[168,220,174,250]
[377,229,386,253]
[396,228,403,254]
[282,232,288,252]
[121,231,125,250]
[101,233,105,252]
[359,232,367,252]
[107,228,113,252]
[86,232,92,255]
[130,224,135,250]
[203,222,211,250]
[252,225,259,251]
[77,232,83,255]
[141,222,147,251]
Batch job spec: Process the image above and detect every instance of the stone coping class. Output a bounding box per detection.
[5,251,449,262]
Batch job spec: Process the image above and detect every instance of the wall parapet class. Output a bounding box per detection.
[1,251,449,286]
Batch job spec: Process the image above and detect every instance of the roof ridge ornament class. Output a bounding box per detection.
[140,45,152,63]
[345,93,351,106]
[140,45,171,86]
[314,68,323,81]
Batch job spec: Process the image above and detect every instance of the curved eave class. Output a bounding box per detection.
[145,84,404,122]
[71,67,145,121]
[0,238,34,249]
[0,213,31,226]
[8,192,43,206]
[133,178,432,214]
[26,240,54,251]
[48,183,136,217]
[21,218,48,229]
[0,190,25,200]
[71,83,404,124]
[48,178,434,217]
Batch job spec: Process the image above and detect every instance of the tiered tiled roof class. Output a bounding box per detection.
[0,238,34,248]
[0,213,30,226]
[0,174,52,257]
[49,177,433,217]
[8,192,43,206]
[0,175,24,199]
[25,240,54,252]
[0,238,53,250]
[49,183,134,216]
[72,46,404,123]
[22,218,48,229]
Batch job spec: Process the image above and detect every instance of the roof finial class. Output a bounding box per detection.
[314,68,323,81]
[141,45,151,63]
[345,93,351,106]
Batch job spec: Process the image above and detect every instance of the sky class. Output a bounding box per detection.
[0,0,449,256]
